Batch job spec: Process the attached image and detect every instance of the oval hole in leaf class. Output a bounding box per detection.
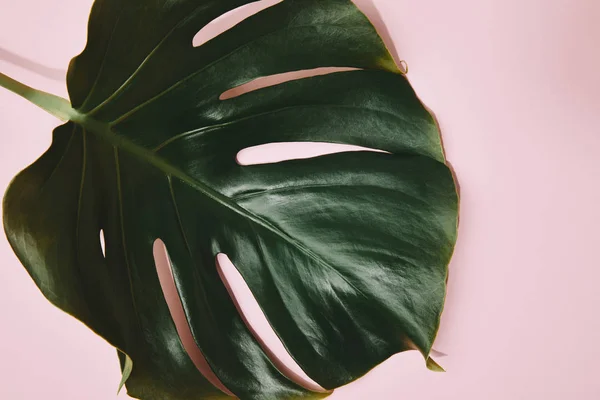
[193,0,283,48]
[99,229,106,258]
[220,67,358,100]
[153,239,234,397]
[237,142,387,166]
[216,253,327,393]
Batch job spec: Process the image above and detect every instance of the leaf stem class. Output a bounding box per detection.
[0,71,77,122]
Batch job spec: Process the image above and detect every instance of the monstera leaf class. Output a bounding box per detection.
[0,0,458,399]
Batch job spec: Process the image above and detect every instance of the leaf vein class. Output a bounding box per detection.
[75,129,87,239]
[167,175,216,324]
[39,125,77,192]
[86,2,213,116]
[78,11,123,111]
[153,103,406,153]
[114,148,142,324]
[110,23,368,126]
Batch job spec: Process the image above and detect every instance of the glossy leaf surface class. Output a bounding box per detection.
[2,0,459,399]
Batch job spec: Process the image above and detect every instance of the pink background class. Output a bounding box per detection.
[1,0,600,398]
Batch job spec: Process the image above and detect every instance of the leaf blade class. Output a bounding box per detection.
[3,0,459,398]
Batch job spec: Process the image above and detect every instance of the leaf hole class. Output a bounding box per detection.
[153,239,234,397]
[216,253,327,393]
[237,142,387,166]
[220,67,359,100]
[193,0,283,48]
[99,230,106,258]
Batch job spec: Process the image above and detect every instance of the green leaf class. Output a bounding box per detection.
[1,0,458,399]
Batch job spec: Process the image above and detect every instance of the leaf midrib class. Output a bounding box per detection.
[76,115,366,297]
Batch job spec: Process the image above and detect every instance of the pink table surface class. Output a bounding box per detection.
[1,0,599,399]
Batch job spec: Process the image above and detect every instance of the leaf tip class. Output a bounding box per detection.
[426,356,445,373]
[117,352,133,394]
